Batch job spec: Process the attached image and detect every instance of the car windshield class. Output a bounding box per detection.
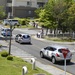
[12,20,18,22]
[2,29,10,32]
[6,29,10,31]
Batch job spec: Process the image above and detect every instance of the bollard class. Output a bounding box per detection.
[22,66,27,75]
[31,58,36,70]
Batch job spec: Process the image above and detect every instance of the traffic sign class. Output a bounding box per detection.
[62,49,69,58]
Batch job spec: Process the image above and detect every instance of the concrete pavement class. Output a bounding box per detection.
[0,28,73,75]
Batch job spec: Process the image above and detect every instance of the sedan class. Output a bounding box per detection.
[15,33,31,44]
[40,45,72,64]
[1,28,11,36]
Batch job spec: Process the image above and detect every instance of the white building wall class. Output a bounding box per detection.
[12,0,37,7]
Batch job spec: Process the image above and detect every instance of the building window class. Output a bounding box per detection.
[29,11,31,14]
[27,1,32,6]
[7,0,12,3]
[37,2,45,7]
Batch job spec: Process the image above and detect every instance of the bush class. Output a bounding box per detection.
[7,55,13,60]
[22,20,26,25]
[1,51,9,57]
[0,44,2,47]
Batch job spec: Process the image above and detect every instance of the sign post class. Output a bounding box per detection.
[62,49,69,75]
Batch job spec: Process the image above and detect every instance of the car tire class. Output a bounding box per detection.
[19,40,22,44]
[15,39,17,42]
[40,52,44,58]
[52,57,56,64]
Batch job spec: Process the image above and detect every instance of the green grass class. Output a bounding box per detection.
[19,25,34,28]
[4,24,34,29]
[0,52,52,75]
[45,36,75,42]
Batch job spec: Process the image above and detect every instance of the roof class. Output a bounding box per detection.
[21,33,29,35]
[49,45,68,49]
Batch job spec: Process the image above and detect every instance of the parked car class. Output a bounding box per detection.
[40,45,72,64]
[1,28,11,36]
[15,34,31,44]
[3,19,19,25]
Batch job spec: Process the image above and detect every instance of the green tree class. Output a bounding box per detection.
[68,3,75,32]
[35,0,75,37]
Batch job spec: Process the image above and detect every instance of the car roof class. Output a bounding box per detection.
[49,45,68,49]
[1,27,10,29]
[18,34,30,36]
[1,27,10,30]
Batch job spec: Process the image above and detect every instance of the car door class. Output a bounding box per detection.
[46,47,54,58]
[15,34,19,41]
[18,34,22,42]
[43,46,52,57]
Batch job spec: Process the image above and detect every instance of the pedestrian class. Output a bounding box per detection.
[33,21,35,27]
[37,31,41,38]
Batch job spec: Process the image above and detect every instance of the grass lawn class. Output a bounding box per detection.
[45,36,75,42]
[4,24,34,29]
[0,52,52,75]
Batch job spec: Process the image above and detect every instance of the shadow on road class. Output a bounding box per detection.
[41,57,75,66]
[0,36,13,41]
[20,43,32,45]
[56,61,75,66]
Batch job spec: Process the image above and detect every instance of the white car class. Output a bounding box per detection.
[3,19,19,25]
[15,34,31,44]
[40,45,72,64]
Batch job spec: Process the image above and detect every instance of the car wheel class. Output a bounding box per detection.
[40,52,44,58]
[52,57,56,64]
[19,40,22,44]
[15,39,17,42]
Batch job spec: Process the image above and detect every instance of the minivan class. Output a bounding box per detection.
[3,19,19,25]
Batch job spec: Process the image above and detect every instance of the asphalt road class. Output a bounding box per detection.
[13,29,75,75]
[0,25,75,75]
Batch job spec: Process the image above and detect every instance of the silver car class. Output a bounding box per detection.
[15,34,31,44]
[40,45,72,64]
[1,28,11,36]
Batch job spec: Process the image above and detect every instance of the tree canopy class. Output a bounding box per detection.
[35,0,75,34]
[0,6,6,19]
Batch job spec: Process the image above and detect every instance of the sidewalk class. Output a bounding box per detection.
[0,40,72,75]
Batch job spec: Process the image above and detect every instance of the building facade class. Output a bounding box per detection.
[0,0,48,18]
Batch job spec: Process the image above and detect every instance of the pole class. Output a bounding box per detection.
[64,58,66,75]
[9,22,12,55]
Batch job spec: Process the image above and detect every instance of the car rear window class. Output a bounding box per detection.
[23,35,30,38]
[58,49,70,53]
[58,49,62,53]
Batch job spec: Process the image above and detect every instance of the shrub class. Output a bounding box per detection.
[7,55,13,60]
[1,51,9,57]
[0,44,2,47]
